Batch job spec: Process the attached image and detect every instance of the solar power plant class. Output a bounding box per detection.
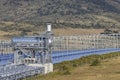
[0,65,44,80]
[0,32,120,80]
[0,34,120,64]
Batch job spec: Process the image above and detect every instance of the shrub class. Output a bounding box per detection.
[20,31,27,36]
[61,65,71,75]
[58,62,72,75]
[90,59,100,66]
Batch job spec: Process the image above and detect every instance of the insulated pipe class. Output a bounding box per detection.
[47,23,52,32]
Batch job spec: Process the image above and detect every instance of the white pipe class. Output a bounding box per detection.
[47,23,52,32]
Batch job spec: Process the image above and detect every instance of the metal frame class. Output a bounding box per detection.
[0,33,120,79]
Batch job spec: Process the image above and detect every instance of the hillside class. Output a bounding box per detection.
[0,0,120,39]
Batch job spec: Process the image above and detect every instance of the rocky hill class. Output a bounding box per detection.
[0,0,120,30]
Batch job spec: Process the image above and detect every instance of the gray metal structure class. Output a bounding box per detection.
[0,65,44,80]
[52,34,120,51]
[0,23,54,80]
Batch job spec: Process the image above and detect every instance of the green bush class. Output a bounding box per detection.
[61,65,71,75]
[90,59,100,66]
[63,69,71,75]
[57,61,72,75]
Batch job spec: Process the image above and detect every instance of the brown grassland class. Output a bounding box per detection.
[24,56,120,80]
[0,28,104,39]
[53,28,104,36]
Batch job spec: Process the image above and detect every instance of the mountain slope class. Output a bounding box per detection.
[0,0,120,29]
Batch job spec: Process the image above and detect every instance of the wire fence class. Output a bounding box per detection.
[0,34,120,64]
[53,34,120,51]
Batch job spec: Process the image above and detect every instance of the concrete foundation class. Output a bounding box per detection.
[28,63,53,74]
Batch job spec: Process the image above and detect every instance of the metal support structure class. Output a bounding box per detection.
[0,32,120,79]
[53,34,120,51]
[0,23,54,80]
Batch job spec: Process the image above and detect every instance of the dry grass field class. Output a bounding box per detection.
[0,28,104,39]
[25,56,120,80]
[63,58,120,80]
[0,31,20,40]
[53,28,104,36]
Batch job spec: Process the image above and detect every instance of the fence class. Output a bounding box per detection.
[0,34,120,64]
